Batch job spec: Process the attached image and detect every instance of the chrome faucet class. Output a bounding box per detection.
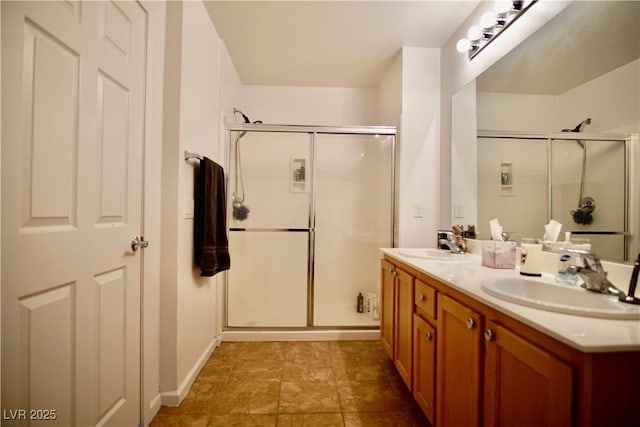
[567,249,640,305]
[439,229,466,254]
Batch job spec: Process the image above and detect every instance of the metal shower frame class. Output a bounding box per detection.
[223,123,397,330]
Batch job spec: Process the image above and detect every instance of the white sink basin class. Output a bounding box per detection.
[398,248,471,261]
[481,277,640,320]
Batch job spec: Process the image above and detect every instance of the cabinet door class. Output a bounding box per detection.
[437,295,482,427]
[380,259,396,359]
[484,322,573,427]
[413,315,436,424]
[394,267,414,389]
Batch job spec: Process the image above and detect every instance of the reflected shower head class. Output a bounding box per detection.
[562,118,591,133]
[562,118,591,149]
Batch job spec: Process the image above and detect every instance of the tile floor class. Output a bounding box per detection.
[150,340,432,426]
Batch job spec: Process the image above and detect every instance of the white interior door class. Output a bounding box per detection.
[2,1,148,425]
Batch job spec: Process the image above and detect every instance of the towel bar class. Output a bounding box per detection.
[184,150,203,161]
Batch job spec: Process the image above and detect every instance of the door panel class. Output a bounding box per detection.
[21,20,79,230]
[19,285,74,424]
[380,260,395,358]
[484,322,573,427]
[2,1,148,425]
[437,295,482,427]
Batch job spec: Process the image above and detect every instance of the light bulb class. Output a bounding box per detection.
[467,25,482,41]
[456,38,471,53]
[494,0,512,14]
[481,11,497,28]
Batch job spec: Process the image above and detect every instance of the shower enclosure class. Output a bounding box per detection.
[225,124,395,329]
[478,131,634,262]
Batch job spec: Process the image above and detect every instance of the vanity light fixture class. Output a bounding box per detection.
[456,0,537,59]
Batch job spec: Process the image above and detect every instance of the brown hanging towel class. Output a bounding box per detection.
[194,157,230,277]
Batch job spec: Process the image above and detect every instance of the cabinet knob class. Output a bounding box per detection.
[418,294,425,302]
[466,318,475,329]
[425,331,433,341]
[484,329,494,341]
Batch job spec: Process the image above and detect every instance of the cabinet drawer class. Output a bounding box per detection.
[415,279,436,319]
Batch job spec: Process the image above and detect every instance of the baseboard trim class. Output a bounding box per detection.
[144,393,162,426]
[159,338,217,407]
[221,329,380,342]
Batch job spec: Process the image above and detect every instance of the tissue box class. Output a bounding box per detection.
[482,241,517,269]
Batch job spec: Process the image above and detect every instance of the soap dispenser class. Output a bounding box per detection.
[556,232,578,285]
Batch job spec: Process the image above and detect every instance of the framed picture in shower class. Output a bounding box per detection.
[290,157,307,192]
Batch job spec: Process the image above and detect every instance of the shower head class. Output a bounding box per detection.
[233,108,251,123]
[233,108,263,141]
[562,118,591,133]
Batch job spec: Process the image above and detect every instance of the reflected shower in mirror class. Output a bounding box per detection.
[477,131,630,262]
[453,0,640,263]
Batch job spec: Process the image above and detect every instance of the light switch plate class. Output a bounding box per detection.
[453,203,464,218]
[185,199,194,219]
[413,203,424,218]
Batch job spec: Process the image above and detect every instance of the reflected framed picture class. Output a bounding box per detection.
[290,157,306,192]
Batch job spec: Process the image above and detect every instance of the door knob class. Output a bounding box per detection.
[466,318,475,329]
[131,236,149,252]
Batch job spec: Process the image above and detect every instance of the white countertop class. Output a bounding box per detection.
[381,248,640,353]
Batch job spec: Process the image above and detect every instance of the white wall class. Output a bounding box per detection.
[241,85,379,125]
[560,59,640,134]
[397,47,441,248]
[160,0,242,406]
[451,81,478,232]
[176,0,220,390]
[477,93,560,132]
[378,51,402,129]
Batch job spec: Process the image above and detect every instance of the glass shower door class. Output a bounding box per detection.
[227,131,311,327]
[551,138,627,261]
[313,133,394,326]
[477,137,548,240]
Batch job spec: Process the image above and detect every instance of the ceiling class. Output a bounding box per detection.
[204,1,480,88]
[477,1,640,95]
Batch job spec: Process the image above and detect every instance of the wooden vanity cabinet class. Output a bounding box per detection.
[436,294,483,427]
[394,267,414,388]
[380,259,395,358]
[483,322,573,427]
[412,278,438,423]
[381,255,638,427]
[413,314,436,423]
[436,294,573,427]
[379,259,414,389]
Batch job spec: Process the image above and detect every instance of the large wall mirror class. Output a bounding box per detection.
[453,1,640,263]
